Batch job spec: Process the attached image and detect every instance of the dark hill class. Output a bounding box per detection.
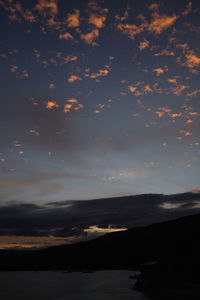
[0,213,200,271]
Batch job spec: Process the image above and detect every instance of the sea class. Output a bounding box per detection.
[0,270,149,300]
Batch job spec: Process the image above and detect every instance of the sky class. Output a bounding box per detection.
[0,0,200,248]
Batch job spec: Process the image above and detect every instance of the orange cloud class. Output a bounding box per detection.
[60,55,78,64]
[148,3,160,11]
[187,111,199,116]
[63,103,72,113]
[182,1,192,16]
[128,85,137,93]
[179,130,192,136]
[187,89,200,97]
[66,9,80,27]
[167,78,188,95]
[115,9,178,41]
[63,99,83,113]
[89,14,106,28]
[10,65,29,79]
[186,119,193,124]
[67,98,78,104]
[143,84,153,93]
[88,68,109,79]
[176,44,200,72]
[0,235,76,250]
[46,101,59,109]
[115,9,129,21]
[14,141,23,147]
[87,0,109,14]
[169,113,182,118]
[176,43,189,50]
[171,83,188,95]
[116,23,144,40]
[167,78,177,84]
[185,52,200,68]
[153,67,168,76]
[80,29,99,45]
[59,32,73,40]
[35,0,58,16]
[148,13,177,34]
[67,75,82,83]
[139,39,149,50]
[154,49,175,56]
[155,107,172,118]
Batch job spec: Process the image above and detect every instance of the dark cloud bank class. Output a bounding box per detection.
[0,192,200,240]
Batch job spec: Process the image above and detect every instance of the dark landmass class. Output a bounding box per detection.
[0,213,200,277]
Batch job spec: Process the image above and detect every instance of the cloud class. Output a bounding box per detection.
[143,84,153,93]
[192,188,200,193]
[116,23,144,40]
[159,202,184,209]
[80,29,99,45]
[89,14,106,28]
[45,101,59,110]
[128,85,137,93]
[182,1,192,16]
[35,0,58,16]
[116,9,178,40]
[138,39,149,50]
[21,70,29,78]
[148,3,160,11]
[147,13,177,34]
[176,43,200,73]
[10,65,18,72]
[67,75,82,83]
[63,99,83,113]
[179,130,192,136]
[0,235,76,249]
[154,49,175,56]
[153,66,168,76]
[86,68,110,79]
[187,89,200,97]
[65,9,80,27]
[87,0,109,14]
[115,9,129,21]
[128,83,153,96]
[10,65,29,79]
[0,192,200,249]
[59,32,73,40]
[167,78,189,95]
[155,107,172,118]
[184,52,200,68]
[169,113,182,118]
[49,83,56,89]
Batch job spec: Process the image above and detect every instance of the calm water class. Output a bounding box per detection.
[0,270,148,300]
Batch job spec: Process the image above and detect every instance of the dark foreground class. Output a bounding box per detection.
[0,270,144,300]
[1,214,200,297]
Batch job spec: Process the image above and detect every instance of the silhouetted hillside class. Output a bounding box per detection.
[0,213,200,272]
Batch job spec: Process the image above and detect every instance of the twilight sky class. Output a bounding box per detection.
[0,0,200,206]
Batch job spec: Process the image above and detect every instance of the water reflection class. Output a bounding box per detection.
[1,270,199,300]
[0,270,146,300]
